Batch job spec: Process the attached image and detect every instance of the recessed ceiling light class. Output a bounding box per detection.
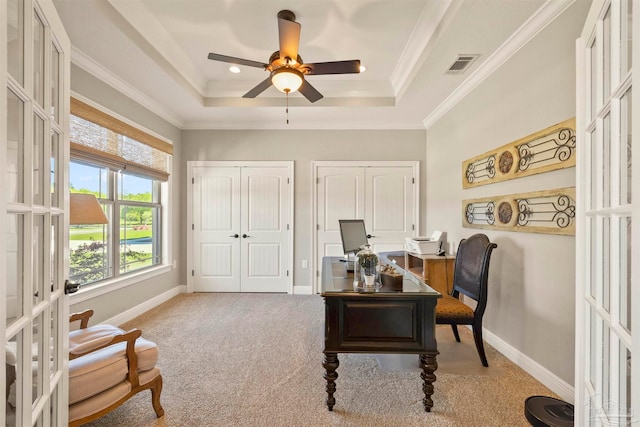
[359,65,367,73]
[229,66,241,74]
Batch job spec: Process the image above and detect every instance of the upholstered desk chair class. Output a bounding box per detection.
[68,310,164,426]
[435,233,497,367]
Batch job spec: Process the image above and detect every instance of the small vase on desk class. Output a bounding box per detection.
[354,244,379,291]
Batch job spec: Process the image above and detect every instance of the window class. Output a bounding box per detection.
[68,97,172,287]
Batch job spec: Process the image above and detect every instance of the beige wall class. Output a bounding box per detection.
[181,129,426,288]
[425,1,589,385]
[69,64,184,323]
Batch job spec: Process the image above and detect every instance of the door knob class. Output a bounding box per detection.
[242,234,250,238]
[367,234,375,239]
[64,279,80,295]
[230,234,239,238]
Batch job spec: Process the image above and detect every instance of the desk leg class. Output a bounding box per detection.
[322,352,339,411]
[420,353,438,412]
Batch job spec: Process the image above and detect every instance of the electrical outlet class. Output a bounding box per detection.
[302,260,308,268]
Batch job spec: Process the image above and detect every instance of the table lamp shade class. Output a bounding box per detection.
[70,193,108,225]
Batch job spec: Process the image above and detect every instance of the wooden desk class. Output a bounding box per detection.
[404,252,455,295]
[320,254,441,412]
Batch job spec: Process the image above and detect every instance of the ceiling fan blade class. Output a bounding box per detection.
[207,53,267,69]
[278,17,301,62]
[298,79,323,103]
[242,77,273,98]
[304,60,361,75]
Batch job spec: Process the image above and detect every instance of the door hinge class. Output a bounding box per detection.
[412,224,415,230]
[316,177,320,184]
[191,270,194,276]
[192,177,195,184]
[287,177,290,184]
[317,224,320,230]
[316,270,320,277]
[287,270,289,277]
[287,224,289,230]
[412,177,415,184]
[192,224,194,230]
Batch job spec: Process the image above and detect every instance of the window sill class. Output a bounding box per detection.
[69,264,172,304]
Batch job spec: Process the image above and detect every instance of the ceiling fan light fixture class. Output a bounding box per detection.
[271,67,303,93]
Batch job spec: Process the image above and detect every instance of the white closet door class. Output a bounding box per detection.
[365,166,416,253]
[313,162,418,291]
[240,167,290,292]
[192,166,241,292]
[315,166,366,278]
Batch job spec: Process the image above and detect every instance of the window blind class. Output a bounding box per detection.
[70,97,173,181]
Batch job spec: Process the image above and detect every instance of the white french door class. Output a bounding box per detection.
[576,0,638,425]
[189,162,293,293]
[313,161,419,291]
[2,0,71,426]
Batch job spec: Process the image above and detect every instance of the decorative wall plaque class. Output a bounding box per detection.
[462,187,576,235]
[462,118,576,188]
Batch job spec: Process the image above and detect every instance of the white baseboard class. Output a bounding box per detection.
[293,285,312,295]
[104,285,186,326]
[482,327,575,403]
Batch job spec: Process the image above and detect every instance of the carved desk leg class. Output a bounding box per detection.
[322,352,339,411]
[420,353,438,412]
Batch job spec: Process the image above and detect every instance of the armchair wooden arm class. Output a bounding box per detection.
[69,309,94,329]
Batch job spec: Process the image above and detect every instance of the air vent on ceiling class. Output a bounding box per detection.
[446,54,479,74]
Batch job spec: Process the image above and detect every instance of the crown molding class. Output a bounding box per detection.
[390,0,457,100]
[106,0,207,94]
[422,0,576,129]
[71,46,184,128]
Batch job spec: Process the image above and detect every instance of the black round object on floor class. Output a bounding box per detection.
[525,396,574,427]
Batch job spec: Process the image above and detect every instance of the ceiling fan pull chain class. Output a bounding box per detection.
[286,91,290,125]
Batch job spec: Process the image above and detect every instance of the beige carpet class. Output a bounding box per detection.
[82,293,556,426]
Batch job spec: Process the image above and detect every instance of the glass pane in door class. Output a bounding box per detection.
[49,301,59,376]
[602,216,610,312]
[603,6,611,97]
[7,88,24,203]
[590,129,597,209]
[50,215,59,293]
[602,324,611,414]
[620,88,632,205]
[6,332,22,427]
[621,217,631,332]
[7,0,24,85]
[50,131,59,207]
[33,113,45,205]
[33,214,45,305]
[6,213,23,327]
[622,0,633,74]
[50,43,60,122]
[603,113,611,209]
[33,11,44,107]
[31,313,45,406]
[590,39,597,120]
[619,342,632,422]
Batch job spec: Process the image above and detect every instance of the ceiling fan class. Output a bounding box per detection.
[207,10,361,103]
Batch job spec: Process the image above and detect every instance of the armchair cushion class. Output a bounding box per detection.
[69,335,159,404]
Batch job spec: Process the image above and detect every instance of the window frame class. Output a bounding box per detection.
[67,95,173,302]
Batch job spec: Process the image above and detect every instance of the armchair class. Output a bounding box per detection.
[68,310,164,426]
[435,234,497,367]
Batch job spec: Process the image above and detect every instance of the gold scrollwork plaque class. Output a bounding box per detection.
[462,187,576,235]
[462,118,576,188]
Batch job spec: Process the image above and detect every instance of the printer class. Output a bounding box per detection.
[405,231,443,255]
